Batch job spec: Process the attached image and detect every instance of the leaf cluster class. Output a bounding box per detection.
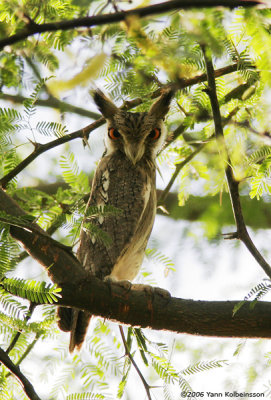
[1,1,271,398]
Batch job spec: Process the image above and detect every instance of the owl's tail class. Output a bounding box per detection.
[57,307,92,352]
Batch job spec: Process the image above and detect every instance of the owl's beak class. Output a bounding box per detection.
[125,144,145,165]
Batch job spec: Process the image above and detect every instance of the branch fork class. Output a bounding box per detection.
[202,46,271,279]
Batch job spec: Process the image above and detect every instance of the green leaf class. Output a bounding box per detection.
[60,152,90,193]
[1,278,62,304]
[181,360,228,376]
[66,393,106,400]
[36,121,68,138]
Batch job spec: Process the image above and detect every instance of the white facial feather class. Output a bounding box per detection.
[104,119,167,163]
[150,121,167,159]
[104,121,116,156]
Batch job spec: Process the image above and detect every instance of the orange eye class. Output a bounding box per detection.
[149,128,161,140]
[108,128,120,140]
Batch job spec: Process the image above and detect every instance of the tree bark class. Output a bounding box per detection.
[58,276,271,339]
[1,188,271,339]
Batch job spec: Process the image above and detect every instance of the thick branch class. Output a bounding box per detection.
[0,188,86,284]
[0,0,261,50]
[57,278,271,339]
[202,47,271,279]
[0,348,41,400]
[1,188,271,339]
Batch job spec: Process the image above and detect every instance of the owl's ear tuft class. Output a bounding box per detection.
[148,88,175,120]
[93,89,119,118]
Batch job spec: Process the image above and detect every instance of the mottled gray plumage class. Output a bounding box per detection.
[58,89,173,352]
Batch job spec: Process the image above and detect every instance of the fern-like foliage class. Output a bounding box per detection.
[60,152,90,194]
[1,278,61,304]
[0,288,28,320]
[145,248,175,275]
[66,393,107,400]
[244,279,271,302]
[249,160,271,200]
[80,324,123,392]
[179,376,194,394]
[151,353,179,385]
[23,77,52,119]
[0,108,22,146]
[0,311,28,334]
[248,145,271,165]
[181,360,228,376]
[0,210,36,230]
[0,228,21,277]
[117,356,131,399]
[82,223,112,248]
[233,279,271,315]
[36,121,68,138]
[2,0,271,398]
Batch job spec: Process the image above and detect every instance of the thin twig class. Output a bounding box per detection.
[0,118,104,188]
[152,62,253,98]
[6,303,36,354]
[0,347,42,400]
[202,46,271,279]
[158,144,205,205]
[0,0,261,50]
[159,83,247,205]
[5,334,41,379]
[0,63,242,189]
[119,326,152,400]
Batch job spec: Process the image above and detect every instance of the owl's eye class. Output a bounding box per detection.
[108,128,120,140]
[149,128,161,140]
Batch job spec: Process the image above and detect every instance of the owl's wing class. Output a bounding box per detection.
[77,153,156,280]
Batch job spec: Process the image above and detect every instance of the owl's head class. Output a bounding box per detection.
[93,89,174,164]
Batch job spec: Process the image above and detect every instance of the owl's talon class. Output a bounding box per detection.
[131,283,153,294]
[131,284,171,299]
[153,287,171,299]
[104,276,132,292]
[117,279,132,291]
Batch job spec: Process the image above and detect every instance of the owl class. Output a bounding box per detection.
[58,89,173,352]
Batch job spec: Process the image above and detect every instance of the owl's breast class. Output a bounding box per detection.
[77,152,156,281]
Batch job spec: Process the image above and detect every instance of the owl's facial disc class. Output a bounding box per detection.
[106,125,146,164]
[105,113,167,164]
[124,141,145,165]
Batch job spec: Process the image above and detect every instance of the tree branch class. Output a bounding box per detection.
[5,334,41,380]
[0,0,261,50]
[154,63,247,101]
[58,280,271,339]
[0,62,243,189]
[6,303,36,354]
[158,144,205,206]
[0,93,101,120]
[1,188,271,339]
[119,326,152,400]
[202,46,271,279]
[159,80,247,206]
[30,182,271,231]
[0,118,104,189]
[0,188,86,285]
[0,347,42,400]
